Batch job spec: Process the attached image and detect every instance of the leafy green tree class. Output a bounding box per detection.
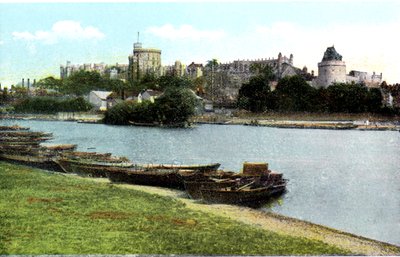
[157,75,192,90]
[274,75,317,112]
[366,88,383,112]
[327,83,368,113]
[36,77,63,91]
[205,59,219,69]
[13,97,92,114]
[106,79,130,99]
[237,65,274,112]
[103,76,198,126]
[103,101,136,125]
[1,87,9,103]
[62,70,106,96]
[238,76,271,112]
[155,87,197,125]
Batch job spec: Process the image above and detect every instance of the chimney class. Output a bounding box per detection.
[22,78,25,87]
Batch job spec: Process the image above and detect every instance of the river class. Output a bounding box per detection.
[1,119,399,246]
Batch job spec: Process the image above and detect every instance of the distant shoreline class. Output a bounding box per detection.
[1,113,399,131]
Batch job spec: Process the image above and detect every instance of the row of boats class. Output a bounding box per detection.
[0,125,287,207]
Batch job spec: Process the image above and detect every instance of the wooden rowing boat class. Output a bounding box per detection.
[184,178,238,199]
[106,167,184,189]
[55,153,134,175]
[0,125,30,131]
[200,182,287,207]
[135,162,221,172]
[0,137,53,142]
[0,153,62,171]
[0,131,53,138]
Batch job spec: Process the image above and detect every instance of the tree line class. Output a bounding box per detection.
[237,66,397,114]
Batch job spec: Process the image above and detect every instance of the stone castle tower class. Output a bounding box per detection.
[128,35,162,81]
[317,46,346,88]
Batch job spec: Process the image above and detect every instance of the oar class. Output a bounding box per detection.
[237,180,255,191]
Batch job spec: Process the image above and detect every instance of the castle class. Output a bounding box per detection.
[59,42,384,104]
[206,53,313,103]
[128,41,162,80]
[60,61,128,80]
[314,46,382,88]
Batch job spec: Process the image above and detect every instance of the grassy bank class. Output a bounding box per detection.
[0,161,351,255]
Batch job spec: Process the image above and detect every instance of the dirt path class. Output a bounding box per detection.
[81,177,400,256]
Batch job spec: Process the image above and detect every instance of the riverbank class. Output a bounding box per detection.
[2,112,399,131]
[1,161,399,255]
[192,112,400,131]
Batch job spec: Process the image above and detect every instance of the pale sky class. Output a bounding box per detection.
[1,1,399,86]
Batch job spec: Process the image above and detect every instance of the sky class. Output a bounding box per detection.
[1,1,400,87]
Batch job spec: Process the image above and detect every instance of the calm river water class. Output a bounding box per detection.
[1,119,399,246]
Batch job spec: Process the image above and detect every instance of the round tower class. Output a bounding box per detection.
[317,46,346,88]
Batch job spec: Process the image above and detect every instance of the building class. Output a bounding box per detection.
[316,46,347,88]
[60,61,128,80]
[161,60,187,77]
[347,70,383,88]
[205,53,311,104]
[88,90,114,111]
[187,62,203,79]
[128,41,162,81]
[314,46,382,88]
[137,89,163,103]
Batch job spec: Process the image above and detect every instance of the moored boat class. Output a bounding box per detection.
[106,167,184,189]
[0,152,62,171]
[186,162,288,207]
[199,182,287,207]
[0,125,30,131]
[0,131,53,138]
[55,152,134,176]
[184,178,238,199]
[136,162,221,172]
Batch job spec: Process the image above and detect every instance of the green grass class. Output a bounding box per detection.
[0,161,351,255]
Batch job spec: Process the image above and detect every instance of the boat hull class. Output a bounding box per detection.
[136,163,221,172]
[56,159,133,177]
[0,153,62,172]
[107,168,184,189]
[200,184,286,207]
[184,180,238,199]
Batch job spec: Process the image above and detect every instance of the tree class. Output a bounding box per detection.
[250,63,276,81]
[157,75,192,90]
[106,79,130,99]
[205,59,219,101]
[274,75,317,112]
[103,76,198,126]
[238,76,271,112]
[326,83,369,113]
[366,88,383,112]
[237,65,275,112]
[36,76,63,91]
[155,87,197,125]
[62,70,106,96]
[1,87,9,103]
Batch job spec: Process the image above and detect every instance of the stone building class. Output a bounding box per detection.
[128,41,162,81]
[314,46,382,88]
[347,70,383,88]
[205,53,311,104]
[60,61,128,80]
[187,62,203,79]
[316,46,347,88]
